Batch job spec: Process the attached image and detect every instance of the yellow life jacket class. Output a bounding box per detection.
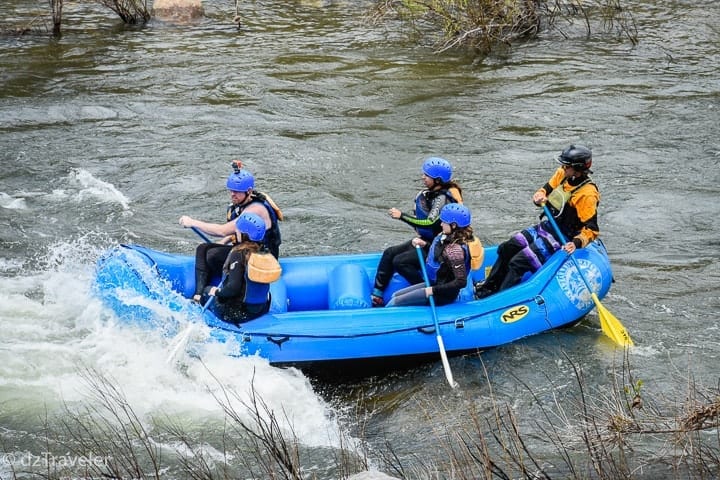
[247,252,282,284]
[546,178,592,215]
[447,186,463,204]
[467,236,484,271]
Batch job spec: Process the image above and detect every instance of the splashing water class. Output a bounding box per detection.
[69,168,132,211]
[0,236,348,451]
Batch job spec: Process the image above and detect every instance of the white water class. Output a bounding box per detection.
[2,0,719,476]
[0,235,346,449]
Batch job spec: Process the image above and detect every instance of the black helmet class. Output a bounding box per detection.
[557,144,592,172]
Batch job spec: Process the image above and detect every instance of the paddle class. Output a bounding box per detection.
[188,224,226,314]
[166,225,218,364]
[415,245,459,389]
[541,204,633,347]
[190,226,212,244]
[199,279,223,313]
[165,319,198,364]
[165,278,225,364]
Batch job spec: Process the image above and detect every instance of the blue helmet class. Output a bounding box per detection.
[226,170,255,192]
[440,203,471,228]
[235,213,266,241]
[422,157,453,183]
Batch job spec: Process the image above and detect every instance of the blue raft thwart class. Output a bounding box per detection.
[94,240,614,374]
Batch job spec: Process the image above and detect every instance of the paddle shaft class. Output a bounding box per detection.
[415,245,458,389]
[191,226,213,244]
[188,224,225,311]
[167,226,225,364]
[541,204,633,346]
[541,204,598,296]
[166,281,221,365]
[201,274,227,312]
[190,225,218,309]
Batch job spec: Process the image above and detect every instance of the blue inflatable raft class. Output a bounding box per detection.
[94,240,614,373]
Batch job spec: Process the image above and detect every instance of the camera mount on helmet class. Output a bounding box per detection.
[231,160,243,174]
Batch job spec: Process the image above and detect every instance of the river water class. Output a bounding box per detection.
[1,0,719,478]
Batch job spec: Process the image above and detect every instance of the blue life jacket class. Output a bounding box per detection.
[425,234,445,283]
[426,235,470,283]
[243,271,270,305]
[226,194,281,258]
[414,189,457,240]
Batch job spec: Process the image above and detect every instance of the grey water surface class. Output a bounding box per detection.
[1,0,719,477]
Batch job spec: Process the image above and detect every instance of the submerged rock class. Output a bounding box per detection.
[152,0,204,22]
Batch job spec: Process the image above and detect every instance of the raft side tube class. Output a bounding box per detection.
[328,263,372,309]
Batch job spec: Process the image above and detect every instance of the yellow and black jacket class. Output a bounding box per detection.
[538,167,600,248]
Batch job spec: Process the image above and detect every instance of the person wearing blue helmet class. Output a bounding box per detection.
[371,156,463,307]
[386,203,476,307]
[179,160,283,303]
[201,213,274,324]
[475,144,599,298]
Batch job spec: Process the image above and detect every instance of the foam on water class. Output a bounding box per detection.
[69,168,132,211]
[0,192,28,210]
[0,236,346,450]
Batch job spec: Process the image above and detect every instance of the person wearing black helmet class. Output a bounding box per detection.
[371,157,464,307]
[475,144,600,298]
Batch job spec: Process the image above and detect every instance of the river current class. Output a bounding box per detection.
[1,0,719,478]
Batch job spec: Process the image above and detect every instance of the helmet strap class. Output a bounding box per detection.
[241,189,255,204]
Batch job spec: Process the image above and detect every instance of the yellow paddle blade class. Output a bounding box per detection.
[591,293,633,347]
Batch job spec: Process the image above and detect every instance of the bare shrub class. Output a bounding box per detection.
[370,0,638,57]
[57,367,164,479]
[98,0,151,24]
[4,356,718,480]
[40,365,368,479]
[49,0,63,35]
[368,351,720,479]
